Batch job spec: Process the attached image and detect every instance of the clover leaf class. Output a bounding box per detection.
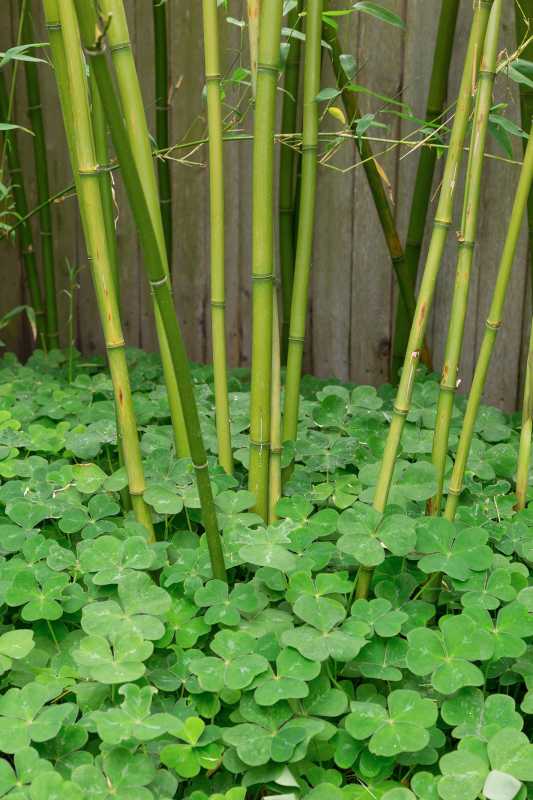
[189,630,268,691]
[438,749,489,800]
[406,613,494,693]
[194,579,267,625]
[78,535,154,584]
[441,689,523,741]
[91,684,174,744]
[73,632,153,683]
[0,683,74,753]
[345,689,437,756]
[254,647,321,705]
[337,504,416,567]
[0,629,34,674]
[350,598,408,637]
[415,518,493,580]
[5,568,69,621]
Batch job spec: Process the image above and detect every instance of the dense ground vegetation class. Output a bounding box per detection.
[0,350,531,798]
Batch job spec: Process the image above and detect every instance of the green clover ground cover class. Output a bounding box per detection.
[0,348,532,799]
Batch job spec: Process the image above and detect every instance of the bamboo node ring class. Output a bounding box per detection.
[106,340,126,351]
[211,301,226,309]
[257,62,280,75]
[193,462,209,470]
[486,319,502,330]
[250,439,270,450]
[149,275,169,288]
[251,273,274,282]
[393,405,409,417]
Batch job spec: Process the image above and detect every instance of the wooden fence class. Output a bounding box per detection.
[0,0,530,411]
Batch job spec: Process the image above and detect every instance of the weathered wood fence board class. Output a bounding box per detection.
[0,0,530,411]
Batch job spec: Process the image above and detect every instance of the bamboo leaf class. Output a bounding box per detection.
[352,2,405,29]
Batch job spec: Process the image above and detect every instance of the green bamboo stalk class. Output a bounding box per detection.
[0,72,46,350]
[391,0,460,377]
[247,0,260,96]
[45,0,154,539]
[282,0,322,448]
[248,0,283,520]
[516,1,533,310]
[21,4,60,349]
[269,293,282,522]
[73,0,227,582]
[279,0,302,361]
[96,0,190,461]
[355,0,494,600]
[324,24,432,374]
[429,0,502,516]
[202,0,233,475]
[90,72,119,299]
[152,0,172,262]
[443,122,533,521]
[516,322,533,511]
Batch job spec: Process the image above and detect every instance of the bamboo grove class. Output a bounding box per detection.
[0,0,533,597]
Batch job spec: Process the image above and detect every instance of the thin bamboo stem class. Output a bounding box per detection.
[247,0,260,96]
[73,0,227,581]
[391,0,459,377]
[152,0,172,262]
[282,0,322,449]
[355,0,494,600]
[202,0,233,475]
[324,23,431,375]
[515,0,533,310]
[97,0,190,462]
[429,0,502,515]
[279,0,302,361]
[45,0,154,539]
[443,122,533,520]
[516,323,533,511]
[269,292,282,522]
[22,4,60,349]
[248,0,283,520]
[0,72,46,350]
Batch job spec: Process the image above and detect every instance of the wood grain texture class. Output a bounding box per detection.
[0,0,530,411]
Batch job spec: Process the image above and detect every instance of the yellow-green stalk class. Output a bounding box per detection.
[392,0,460,376]
[279,0,302,360]
[282,0,322,449]
[97,0,190,461]
[74,0,227,581]
[152,0,172,262]
[202,0,233,475]
[515,0,533,308]
[269,294,282,522]
[429,0,502,515]
[516,323,533,511]
[356,0,494,599]
[45,0,154,539]
[443,122,533,520]
[248,0,283,520]
[247,0,260,96]
[21,4,60,349]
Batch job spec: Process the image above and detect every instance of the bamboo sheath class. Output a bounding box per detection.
[73,1,227,582]
[430,0,502,515]
[279,0,302,361]
[324,25,431,374]
[439,123,533,520]
[282,0,323,447]
[44,0,154,539]
[202,0,233,475]
[97,0,190,462]
[152,0,172,262]
[355,0,494,600]
[248,0,284,520]
[21,5,60,349]
[0,72,46,350]
[391,0,460,377]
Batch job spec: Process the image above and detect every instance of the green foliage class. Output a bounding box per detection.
[0,352,531,798]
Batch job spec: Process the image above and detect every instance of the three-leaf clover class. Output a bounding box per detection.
[254,647,321,705]
[344,689,437,756]
[189,630,268,691]
[415,518,493,580]
[0,682,74,753]
[337,504,416,567]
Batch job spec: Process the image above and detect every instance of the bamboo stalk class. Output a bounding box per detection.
[248,0,283,520]
[429,0,502,515]
[324,24,431,375]
[442,123,533,520]
[202,0,233,475]
[269,293,282,522]
[45,0,154,539]
[73,0,227,582]
[391,0,460,377]
[21,4,60,349]
[516,322,533,511]
[247,0,260,96]
[0,72,46,350]
[96,0,190,462]
[152,0,172,262]
[355,0,494,600]
[282,0,322,449]
[279,0,302,361]
[516,0,533,310]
